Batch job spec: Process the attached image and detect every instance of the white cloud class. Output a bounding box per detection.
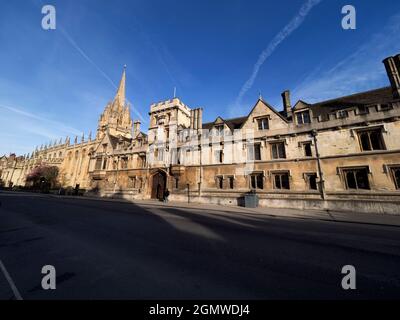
[0,104,82,136]
[0,104,83,155]
[60,27,148,124]
[292,12,400,104]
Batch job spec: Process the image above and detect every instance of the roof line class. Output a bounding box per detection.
[310,86,391,106]
[202,115,248,127]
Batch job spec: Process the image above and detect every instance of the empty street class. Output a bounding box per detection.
[0,191,400,300]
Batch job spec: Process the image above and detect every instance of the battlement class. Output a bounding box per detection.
[150,98,191,116]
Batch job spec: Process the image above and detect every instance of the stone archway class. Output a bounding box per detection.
[151,170,167,200]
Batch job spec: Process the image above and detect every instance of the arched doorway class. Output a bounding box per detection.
[151,171,167,200]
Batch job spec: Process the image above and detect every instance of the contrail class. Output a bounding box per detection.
[235,0,323,105]
[0,104,82,135]
[59,27,148,124]
[60,27,117,89]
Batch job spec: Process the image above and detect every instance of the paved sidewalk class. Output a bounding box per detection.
[1,190,400,227]
[136,199,400,227]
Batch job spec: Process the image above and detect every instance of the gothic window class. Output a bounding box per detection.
[343,168,370,190]
[358,129,385,151]
[271,142,286,159]
[273,172,290,190]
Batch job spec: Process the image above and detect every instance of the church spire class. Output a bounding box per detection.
[97,66,133,140]
[114,65,126,107]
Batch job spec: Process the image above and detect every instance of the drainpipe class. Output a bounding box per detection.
[198,134,203,198]
[311,130,326,200]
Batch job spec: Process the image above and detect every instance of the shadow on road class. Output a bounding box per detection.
[1,192,400,300]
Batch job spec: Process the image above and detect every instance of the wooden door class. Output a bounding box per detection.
[151,172,166,200]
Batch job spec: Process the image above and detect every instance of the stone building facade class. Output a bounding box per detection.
[2,55,400,214]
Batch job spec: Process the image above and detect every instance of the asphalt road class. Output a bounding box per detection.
[0,192,400,299]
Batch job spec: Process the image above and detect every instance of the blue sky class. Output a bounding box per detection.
[1,0,400,155]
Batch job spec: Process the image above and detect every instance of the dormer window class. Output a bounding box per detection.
[257,117,269,130]
[337,110,348,119]
[296,110,311,125]
[380,104,393,111]
[215,125,224,136]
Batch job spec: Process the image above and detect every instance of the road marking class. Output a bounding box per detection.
[0,259,23,300]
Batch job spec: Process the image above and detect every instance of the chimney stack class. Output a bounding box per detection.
[189,108,203,130]
[282,90,292,119]
[133,120,141,137]
[383,55,400,99]
[190,110,194,129]
[197,108,203,131]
